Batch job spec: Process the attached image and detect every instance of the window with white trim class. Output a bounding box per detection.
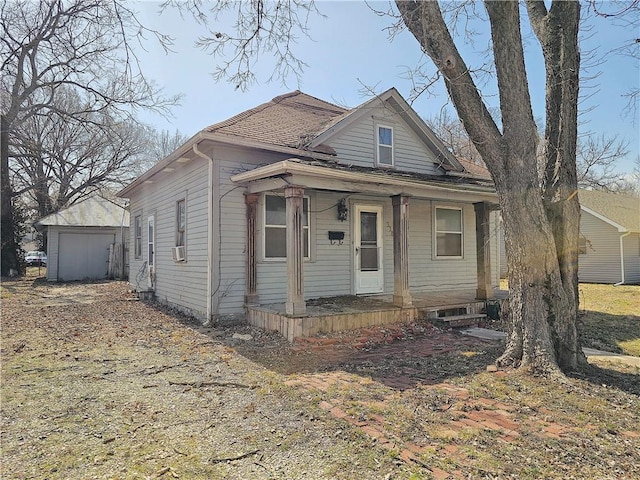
[376,125,394,166]
[134,214,142,259]
[435,207,463,258]
[264,194,309,259]
[176,198,186,247]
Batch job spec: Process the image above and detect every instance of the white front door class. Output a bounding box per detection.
[147,215,155,288]
[354,204,384,294]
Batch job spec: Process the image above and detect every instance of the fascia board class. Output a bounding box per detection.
[117,132,338,198]
[230,160,497,197]
[117,132,205,197]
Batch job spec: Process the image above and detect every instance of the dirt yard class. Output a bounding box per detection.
[1,277,639,479]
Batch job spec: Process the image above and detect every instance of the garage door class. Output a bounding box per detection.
[58,232,115,281]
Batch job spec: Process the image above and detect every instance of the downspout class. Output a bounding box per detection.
[192,143,217,323]
[120,201,128,280]
[614,231,631,286]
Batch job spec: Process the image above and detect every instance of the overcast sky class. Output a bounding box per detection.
[135,1,639,174]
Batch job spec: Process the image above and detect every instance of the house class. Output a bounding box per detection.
[35,197,129,282]
[498,189,640,284]
[118,89,503,339]
[577,189,640,284]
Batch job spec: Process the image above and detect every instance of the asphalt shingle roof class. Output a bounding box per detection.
[579,189,640,232]
[204,91,348,149]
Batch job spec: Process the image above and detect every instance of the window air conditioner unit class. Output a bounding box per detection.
[172,246,186,262]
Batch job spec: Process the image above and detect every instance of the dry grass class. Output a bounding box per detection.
[578,283,640,356]
[500,279,639,357]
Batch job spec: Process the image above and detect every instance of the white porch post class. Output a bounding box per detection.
[392,194,412,307]
[285,186,306,315]
[474,201,494,300]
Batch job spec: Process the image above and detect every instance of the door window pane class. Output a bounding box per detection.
[360,246,378,271]
[360,212,377,243]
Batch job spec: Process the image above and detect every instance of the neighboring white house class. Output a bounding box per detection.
[118,88,502,337]
[577,189,640,285]
[499,189,640,285]
[35,197,129,282]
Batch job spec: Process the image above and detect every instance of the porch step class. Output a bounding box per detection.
[434,313,487,328]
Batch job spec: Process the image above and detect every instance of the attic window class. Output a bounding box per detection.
[376,125,394,166]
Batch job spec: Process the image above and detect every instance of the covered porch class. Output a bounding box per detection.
[246,289,508,342]
[231,159,503,341]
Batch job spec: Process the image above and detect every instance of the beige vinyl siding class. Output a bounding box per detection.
[127,156,211,320]
[408,200,478,293]
[215,147,296,314]
[254,192,357,305]
[329,106,442,175]
[622,233,640,284]
[578,212,622,284]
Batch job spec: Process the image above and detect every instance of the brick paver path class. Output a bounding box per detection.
[281,323,633,479]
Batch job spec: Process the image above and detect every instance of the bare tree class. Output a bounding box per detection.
[0,0,178,129]
[425,110,484,166]
[148,128,190,165]
[10,89,153,219]
[429,110,634,192]
[0,0,180,271]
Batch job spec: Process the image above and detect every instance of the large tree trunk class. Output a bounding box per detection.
[396,0,585,374]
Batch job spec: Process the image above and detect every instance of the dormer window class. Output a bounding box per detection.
[377,125,394,166]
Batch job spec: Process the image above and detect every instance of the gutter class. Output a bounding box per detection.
[192,143,218,323]
[614,231,631,286]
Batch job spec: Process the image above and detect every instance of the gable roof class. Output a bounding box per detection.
[204,91,347,152]
[35,197,129,229]
[579,189,640,233]
[118,88,475,198]
[308,88,464,171]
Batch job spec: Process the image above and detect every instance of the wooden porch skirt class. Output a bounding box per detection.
[246,299,492,342]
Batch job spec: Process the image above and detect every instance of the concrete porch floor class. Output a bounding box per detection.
[247,289,509,341]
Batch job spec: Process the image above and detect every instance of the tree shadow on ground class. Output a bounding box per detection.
[568,364,640,396]
[218,325,505,391]
[578,311,640,356]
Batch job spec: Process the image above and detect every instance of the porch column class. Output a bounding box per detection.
[244,193,259,305]
[474,201,494,300]
[285,186,306,315]
[392,194,412,307]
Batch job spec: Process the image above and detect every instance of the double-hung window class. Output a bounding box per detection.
[377,125,394,166]
[435,207,463,258]
[264,194,309,260]
[176,198,186,247]
[134,215,142,259]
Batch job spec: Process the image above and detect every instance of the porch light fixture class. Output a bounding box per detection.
[337,198,348,221]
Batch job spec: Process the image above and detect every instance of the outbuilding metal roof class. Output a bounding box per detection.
[35,197,129,229]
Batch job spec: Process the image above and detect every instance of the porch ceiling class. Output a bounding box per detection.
[230,159,498,202]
